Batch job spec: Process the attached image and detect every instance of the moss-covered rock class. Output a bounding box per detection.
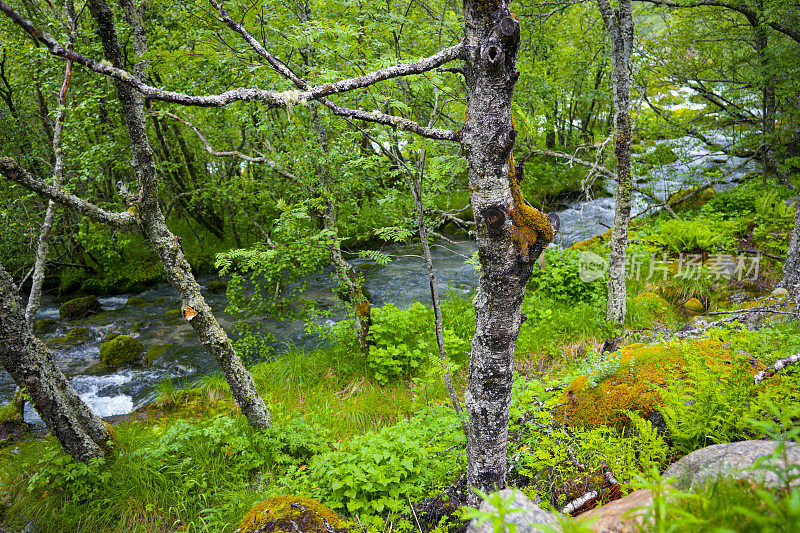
[554,343,686,429]
[163,309,181,318]
[101,332,120,343]
[59,295,102,320]
[668,186,716,212]
[570,229,612,252]
[143,343,175,366]
[33,318,58,333]
[99,335,143,366]
[238,496,349,533]
[47,327,91,349]
[125,296,148,306]
[684,297,705,313]
[206,279,228,294]
[633,292,671,311]
[133,321,144,333]
[154,296,168,304]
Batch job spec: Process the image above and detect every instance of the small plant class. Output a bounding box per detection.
[460,489,523,533]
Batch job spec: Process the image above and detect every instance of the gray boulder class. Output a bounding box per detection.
[663,440,800,491]
[466,489,561,533]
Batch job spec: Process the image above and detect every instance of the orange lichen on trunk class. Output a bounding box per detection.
[508,154,554,256]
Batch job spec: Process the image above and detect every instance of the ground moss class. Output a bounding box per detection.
[238,495,349,533]
[555,342,686,429]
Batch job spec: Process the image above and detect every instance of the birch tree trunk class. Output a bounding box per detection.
[462,0,554,504]
[597,0,634,326]
[26,54,73,329]
[780,205,800,290]
[87,0,271,430]
[0,262,111,461]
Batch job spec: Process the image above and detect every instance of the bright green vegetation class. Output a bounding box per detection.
[3,207,799,531]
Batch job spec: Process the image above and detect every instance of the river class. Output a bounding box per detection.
[0,132,756,423]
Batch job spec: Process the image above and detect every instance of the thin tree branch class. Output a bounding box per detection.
[639,0,800,43]
[0,0,462,120]
[160,111,315,192]
[0,158,137,227]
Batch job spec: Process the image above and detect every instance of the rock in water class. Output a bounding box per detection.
[663,440,800,491]
[99,335,144,366]
[236,495,348,533]
[59,295,102,320]
[466,489,561,533]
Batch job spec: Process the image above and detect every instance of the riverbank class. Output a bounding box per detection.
[2,169,798,532]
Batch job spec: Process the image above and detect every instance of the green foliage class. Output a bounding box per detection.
[648,218,737,254]
[658,329,800,454]
[508,381,668,510]
[276,408,465,527]
[460,489,523,533]
[364,302,470,384]
[527,249,606,305]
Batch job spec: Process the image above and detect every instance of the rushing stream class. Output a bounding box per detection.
[0,132,757,423]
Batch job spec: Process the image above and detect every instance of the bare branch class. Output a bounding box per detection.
[0,157,137,227]
[160,111,316,192]
[523,148,615,178]
[640,0,800,43]
[754,352,800,384]
[0,0,461,116]
[209,0,461,141]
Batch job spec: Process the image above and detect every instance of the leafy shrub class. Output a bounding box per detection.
[365,302,470,384]
[278,408,465,526]
[508,380,668,509]
[527,248,606,304]
[650,218,737,254]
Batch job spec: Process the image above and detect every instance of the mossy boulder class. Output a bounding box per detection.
[206,279,228,294]
[684,297,705,313]
[163,309,181,318]
[633,292,671,312]
[133,321,144,333]
[99,335,143,366]
[47,327,91,349]
[668,186,716,212]
[238,496,349,533]
[59,295,102,320]
[33,318,58,333]
[570,228,612,252]
[154,296,168,304]
[125,296,148,306]
[555,338,750,430]
[143,343,175,366]
[555,343,687,429]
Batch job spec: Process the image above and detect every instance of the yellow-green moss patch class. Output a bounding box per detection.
[238,495,350,533]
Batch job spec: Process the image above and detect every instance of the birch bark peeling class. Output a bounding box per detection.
[461,0,553,504]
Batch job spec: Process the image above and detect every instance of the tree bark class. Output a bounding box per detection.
[0,262,111,461]
[597,0,634,326]
[26,48,75,329]
[780,204,800,291]
[87,0,271,430]
[461,0,554,504]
